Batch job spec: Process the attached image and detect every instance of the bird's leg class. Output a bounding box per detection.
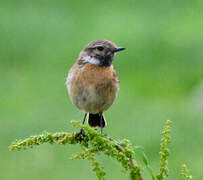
[82,113,87,124]
[100,114,103,135]
[80,112,87,134]
[75,113,87,140]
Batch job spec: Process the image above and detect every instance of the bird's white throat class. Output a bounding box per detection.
[84,56,100,65]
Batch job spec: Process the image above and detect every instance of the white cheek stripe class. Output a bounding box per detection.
[84,56,100,65]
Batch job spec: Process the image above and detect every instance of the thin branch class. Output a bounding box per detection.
[10,120,142,180]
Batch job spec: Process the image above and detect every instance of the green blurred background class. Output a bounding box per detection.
[1,0,203,179]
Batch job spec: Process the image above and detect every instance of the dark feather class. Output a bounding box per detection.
[88,113,106,128]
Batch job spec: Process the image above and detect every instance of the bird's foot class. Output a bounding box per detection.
[102,133,108,137]
[75,129,86,141]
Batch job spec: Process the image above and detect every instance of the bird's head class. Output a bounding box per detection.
[79,39,125,67]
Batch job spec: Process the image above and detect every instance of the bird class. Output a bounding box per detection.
[66,39,125,134]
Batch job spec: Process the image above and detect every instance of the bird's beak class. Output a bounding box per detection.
[114,47,126,52]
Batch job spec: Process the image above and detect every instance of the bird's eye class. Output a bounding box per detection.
[97,46,104,51]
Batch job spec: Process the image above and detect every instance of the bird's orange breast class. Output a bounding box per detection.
[80,64,117,85]
[67,63,119,113]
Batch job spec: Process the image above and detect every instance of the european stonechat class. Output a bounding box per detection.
[66,39,125,133]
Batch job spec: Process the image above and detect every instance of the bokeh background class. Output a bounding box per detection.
[1,0,203,179]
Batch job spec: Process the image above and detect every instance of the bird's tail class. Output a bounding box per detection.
[88,113,107,128]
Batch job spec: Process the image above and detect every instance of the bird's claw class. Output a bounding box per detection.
[75,129,86,141]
